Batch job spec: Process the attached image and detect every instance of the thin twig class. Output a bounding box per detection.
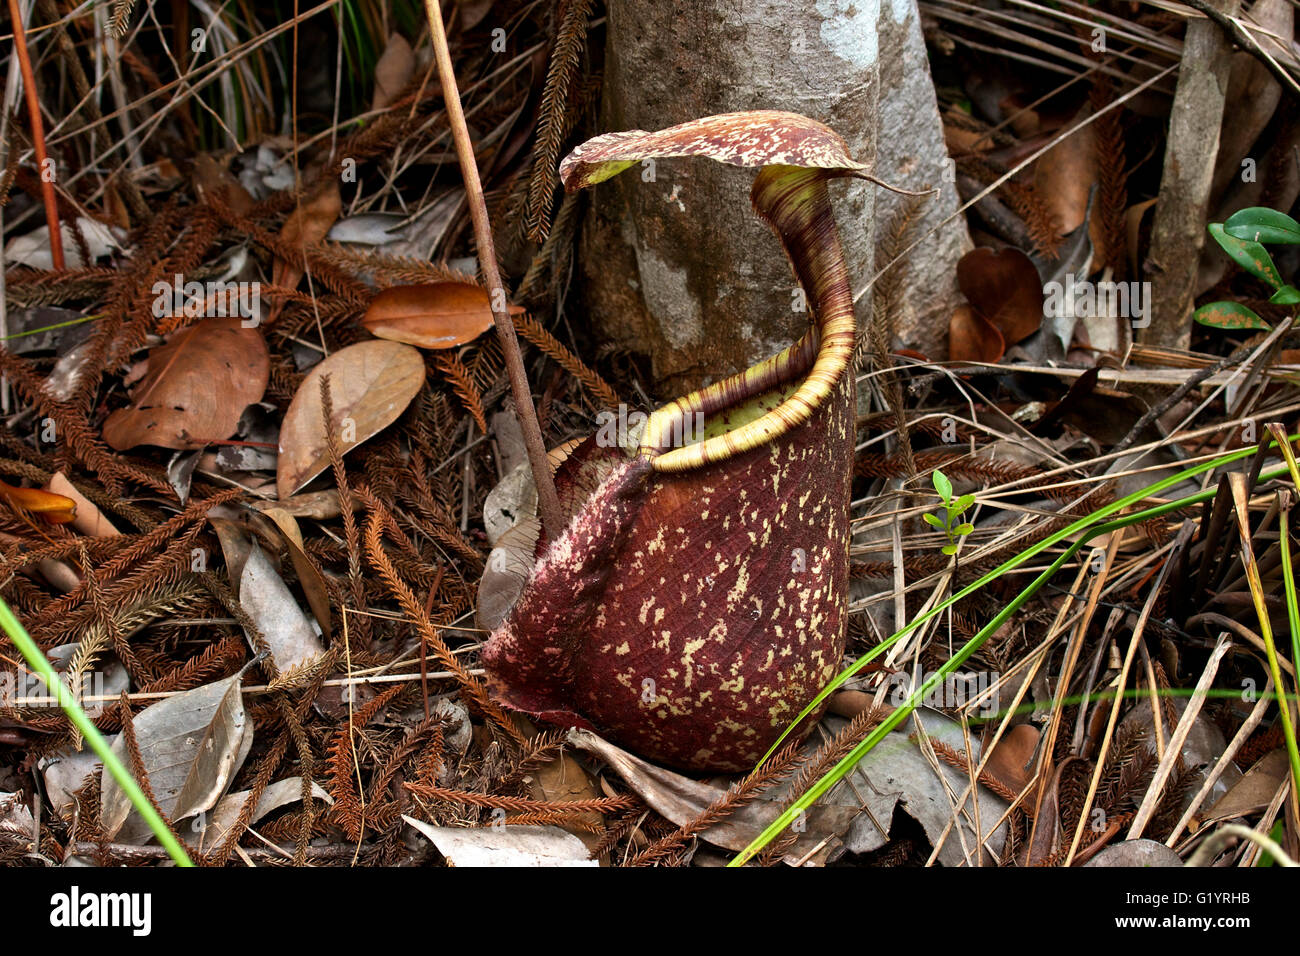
[420,0,563,537]
[1181,0,1300,99]
[7,0,64,270]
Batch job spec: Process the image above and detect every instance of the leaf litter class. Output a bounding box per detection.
[0,0,1297,872]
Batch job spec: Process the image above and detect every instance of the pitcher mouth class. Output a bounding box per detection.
[634,165,858,474]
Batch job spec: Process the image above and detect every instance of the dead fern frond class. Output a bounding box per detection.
[627,738,805,867]
[525,0,598,240]
[1090,79,1129,277]
[515,311,620,409]
[434,352,489,434]
[326,685,404,842]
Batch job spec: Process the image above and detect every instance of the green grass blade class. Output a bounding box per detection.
[731,439,1295,866]
[0,596,193,866]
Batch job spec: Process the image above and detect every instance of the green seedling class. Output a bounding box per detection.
[924,469,974,556]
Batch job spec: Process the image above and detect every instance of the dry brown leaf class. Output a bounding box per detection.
[1033,113,1097,239]
[276,340,425,498]
[362,281,509,349]
[102,318,270,451]
[209,515,256,591]
[251,490,342,520]
[984,723,1040,801]
[948,304,1005,364]
[1197,749,1289,828]
[956,246,1044,347]
[260,506,332,636]
[529,749,604,856]
[192,155,255,217]
[371,33,415,112]
[272,178,343,299]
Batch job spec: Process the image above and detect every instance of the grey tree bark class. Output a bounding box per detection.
[580,0,968,398]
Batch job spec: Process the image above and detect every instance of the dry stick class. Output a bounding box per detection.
[1062,521,1194,866]
[6,0,64,270]
[1182,0,1300,98]
[1167,673,1274,847]
[1143,0,1238,349]
[421,0,562,537]
[1127,633,1232,840]
[1103,317,1294,464]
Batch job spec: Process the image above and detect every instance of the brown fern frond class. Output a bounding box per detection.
[1089,79,1129,277]
[135,634,245,695]
[999,179,1063,260]
[312,244,476,288]
[3,267,115,308]
[627,739,804,867]
[525,0,598,240]
[210,731,292,864]
[926,736,1023,804]
[363,507,526,749]
[405,782,636,815]
[957,154,1062,259]
[321,375,367,648]
[755,707,890,865]
[434,352,489,434]
[515,311,620,409]
[325,685,404,842]
[0,349,173,497]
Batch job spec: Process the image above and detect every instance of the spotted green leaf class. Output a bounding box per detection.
[1193,301,1270,331]
[1224,207,1300,245]
[1207,223,1283,289]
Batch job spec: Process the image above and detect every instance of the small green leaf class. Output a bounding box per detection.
[1207,224,1284,289]
[1192,301,1270,331]
[1270,285,1300,305]
[922,513,944,529]
[1224,207,1300,245]
[941,543,958,555]
[955,493,976,514]
[955,523,974,536]
[932,469,952,504]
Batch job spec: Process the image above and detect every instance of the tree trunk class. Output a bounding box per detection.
[580,0,966,398]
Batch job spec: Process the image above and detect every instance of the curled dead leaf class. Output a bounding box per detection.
[362,281,509,349]
[0,479,76,524]
[956,246,1045,347]
[102,318,270,451]
[100,670,251,841]
[948,304,1005,364]
[271,178,343,314]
